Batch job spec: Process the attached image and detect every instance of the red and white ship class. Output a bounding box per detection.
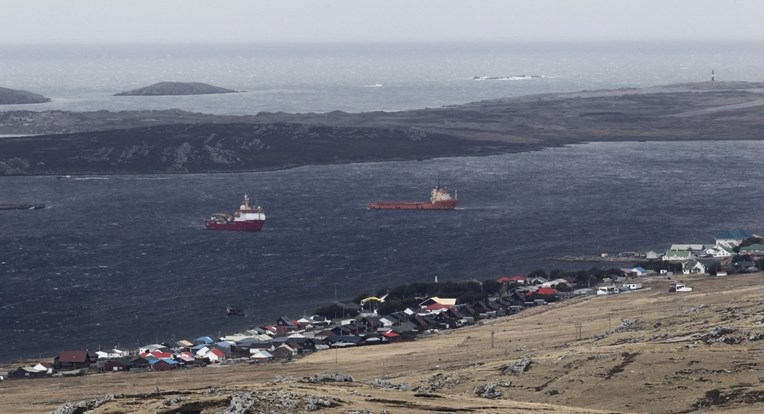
[205,194,265,232]
[368,184,458,210]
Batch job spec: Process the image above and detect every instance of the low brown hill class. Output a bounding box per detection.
[1,273,761,413]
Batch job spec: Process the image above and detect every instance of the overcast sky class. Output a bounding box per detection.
[1,0,762,44]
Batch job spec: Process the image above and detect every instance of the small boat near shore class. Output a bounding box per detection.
[0,203,45,210]
[368,184,458,210]
[226,305,245,316]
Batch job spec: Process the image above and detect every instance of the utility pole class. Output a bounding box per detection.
[606,313,613,332]
[491,330,495,349]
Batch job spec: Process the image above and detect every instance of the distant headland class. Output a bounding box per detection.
[0,81,761,175]
[0,86,51,105]
[114,81,239,96]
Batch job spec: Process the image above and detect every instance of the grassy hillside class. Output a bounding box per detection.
[1,273,761,413]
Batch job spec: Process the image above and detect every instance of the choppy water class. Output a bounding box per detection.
[0,140,762,361]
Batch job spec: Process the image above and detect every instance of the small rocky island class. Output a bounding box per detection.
[0,86,51,105]
[114,81,238,96]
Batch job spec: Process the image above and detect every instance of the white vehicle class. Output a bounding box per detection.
[596,286,619,295]
[669,282,693,292]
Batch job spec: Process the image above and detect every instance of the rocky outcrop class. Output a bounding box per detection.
[51,394,115,414]
[114,81,238,96]
[0,86,50,104]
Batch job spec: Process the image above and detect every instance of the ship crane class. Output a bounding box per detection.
[360,294,388,315]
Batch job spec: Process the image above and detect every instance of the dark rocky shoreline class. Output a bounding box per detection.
[0,81,761,175]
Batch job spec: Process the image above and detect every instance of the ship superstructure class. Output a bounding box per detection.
[368,184,458,210]
[205,194,265,231]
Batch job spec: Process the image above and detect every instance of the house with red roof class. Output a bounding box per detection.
[496,275,527,283]
[205,348,226,363]
[150,358,179,371]
[525,287,559,302]
[54,351,97,370]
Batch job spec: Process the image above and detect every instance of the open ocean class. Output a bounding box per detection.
[0,42,762,361]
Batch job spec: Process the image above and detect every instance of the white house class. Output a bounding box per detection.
[630,267,648,276]
[527,276,549,285]
[250,349,273,361]
[663,250,693,261]
[195,346,210,358]
[682,260,707,275]
[379,315,399,327]
[32,364,53,375]
[670,244,706,252]
[540,278,572,289]
[703,246,732,258]
[418,297,457,308]
[96,348,128,359]
[715,229,751,249]
[276,344,297,357]
[621,282,643,291]
[138,344,167,354]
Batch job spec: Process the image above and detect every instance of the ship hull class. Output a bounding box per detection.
[205,220,265,231]
[368,200,457,210]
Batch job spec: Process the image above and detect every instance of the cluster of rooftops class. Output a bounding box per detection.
[2,291,562,379]
[3,230,759,381]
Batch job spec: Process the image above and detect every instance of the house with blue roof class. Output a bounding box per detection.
[193,336,215,345]
[150,358,179,371]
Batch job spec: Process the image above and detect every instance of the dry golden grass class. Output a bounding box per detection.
[1,273,762,413]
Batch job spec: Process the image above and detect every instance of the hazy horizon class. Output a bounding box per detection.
[1,0,762,45]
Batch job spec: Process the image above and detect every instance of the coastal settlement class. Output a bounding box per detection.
[1,229,761,381]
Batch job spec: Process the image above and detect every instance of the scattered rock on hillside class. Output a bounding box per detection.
[0,86,51,104]
[474,382,512,399]
[371,378,412,391]
[114,81,238,96]
[299,372,354,383]
[52,394,115,414]
[501,355,533,375]
[221,392,256,414]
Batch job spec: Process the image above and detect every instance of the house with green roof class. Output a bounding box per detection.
[739,243,763,256]
[662,249,693,261]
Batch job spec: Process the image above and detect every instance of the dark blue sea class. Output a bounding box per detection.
[0,141,762,361]
[0,41,763,361]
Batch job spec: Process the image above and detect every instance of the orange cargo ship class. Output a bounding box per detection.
[368,184,458,210]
